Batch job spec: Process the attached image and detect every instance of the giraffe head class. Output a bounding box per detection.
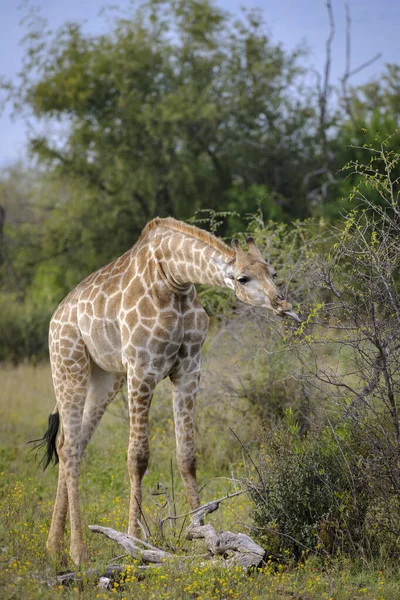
[215,237,301,322]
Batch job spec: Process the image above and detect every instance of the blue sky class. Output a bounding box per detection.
[1,0,399,166]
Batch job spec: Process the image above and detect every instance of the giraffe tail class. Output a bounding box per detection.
[27,410,60,471]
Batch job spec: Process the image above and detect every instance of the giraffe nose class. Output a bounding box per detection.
[277,299,292,312]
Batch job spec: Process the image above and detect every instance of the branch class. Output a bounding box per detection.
[87,491,266,572]
[341,0,352,118]
[89,525,172,563]
[307,0,335,206]
[185,503,266,568]
[159,489,244,530]
[347,53,382,80]
[46,564,130,588]
[340,0,381,119]
[341,351,381,419]
[321,0,335,131]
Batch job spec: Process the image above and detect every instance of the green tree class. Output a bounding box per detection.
[9,1,316,256]
[324,64,400,217]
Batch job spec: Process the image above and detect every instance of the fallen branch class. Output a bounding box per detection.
[45,493,266,586]
[89,494,265,570]
[46,564,128,587]
[89,526,173,563]
[185,499,266,568]
[159,489,244,532]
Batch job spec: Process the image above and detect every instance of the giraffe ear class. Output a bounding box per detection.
[212,257,235,289]
[246,236,264,260]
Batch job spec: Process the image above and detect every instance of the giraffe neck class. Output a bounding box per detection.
[150,227,234,291]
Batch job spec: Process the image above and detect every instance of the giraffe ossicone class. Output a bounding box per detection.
[40,217,300,566]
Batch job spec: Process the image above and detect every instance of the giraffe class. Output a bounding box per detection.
[37,217,300,566]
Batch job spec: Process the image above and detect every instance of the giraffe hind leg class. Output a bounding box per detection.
[47,362,125,562]
[47,344,90,567]
[28,410,67,559]
[80,362,126,456]
[47,429,68,558]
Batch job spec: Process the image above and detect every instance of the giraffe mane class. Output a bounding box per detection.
[140,217,235,258]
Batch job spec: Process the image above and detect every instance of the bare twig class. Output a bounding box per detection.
[229,428,267,495]
[159,489,245,531]
[341,0,382,119]
[341,0,352,118]
[320,0,335,139]
[89,525,172,563]
[347,53,382,80]
[170,459,177,533]
[304,1,336,206]
[134,495,152,539]
[136,519,149,542]
[198,476,242,494]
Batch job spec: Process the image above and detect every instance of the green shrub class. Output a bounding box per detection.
[250,412,369,559]
[0,293,51,363]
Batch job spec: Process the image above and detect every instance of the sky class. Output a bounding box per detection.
[0,0,399,167]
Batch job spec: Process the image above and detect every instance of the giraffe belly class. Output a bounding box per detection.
[80,319,182,377]
[80,319,125,373]
[121,321,185,380]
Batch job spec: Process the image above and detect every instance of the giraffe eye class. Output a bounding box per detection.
[237,276,250,285]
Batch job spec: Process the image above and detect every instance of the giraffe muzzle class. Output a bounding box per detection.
[275,299,302,323]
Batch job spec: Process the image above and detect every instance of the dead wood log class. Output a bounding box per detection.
[90,495,266,569]
[46,564,127,587]
[185,499,266,568]
[186,525,266,568]
[45,494,266,586]
[89,521,265,570]
[88,525,173,563]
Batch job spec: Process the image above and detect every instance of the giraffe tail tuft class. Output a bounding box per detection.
[27,411,60,471]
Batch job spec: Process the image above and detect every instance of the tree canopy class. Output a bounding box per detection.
[18,1,318,227]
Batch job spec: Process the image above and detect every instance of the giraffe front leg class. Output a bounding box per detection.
[127,433,150,538]
[127,367,156,538]
[170,369,201,512]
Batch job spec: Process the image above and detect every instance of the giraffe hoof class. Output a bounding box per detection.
[47,538,69,567]
[128,523,143,539]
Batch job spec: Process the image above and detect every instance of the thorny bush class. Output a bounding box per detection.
[250,139,400,560]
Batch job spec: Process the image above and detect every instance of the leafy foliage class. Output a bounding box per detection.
[14,0,316,240]
[252,416,369,559]
[250,142,400,561]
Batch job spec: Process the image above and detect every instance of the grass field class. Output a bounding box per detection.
[1,358,400,599]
